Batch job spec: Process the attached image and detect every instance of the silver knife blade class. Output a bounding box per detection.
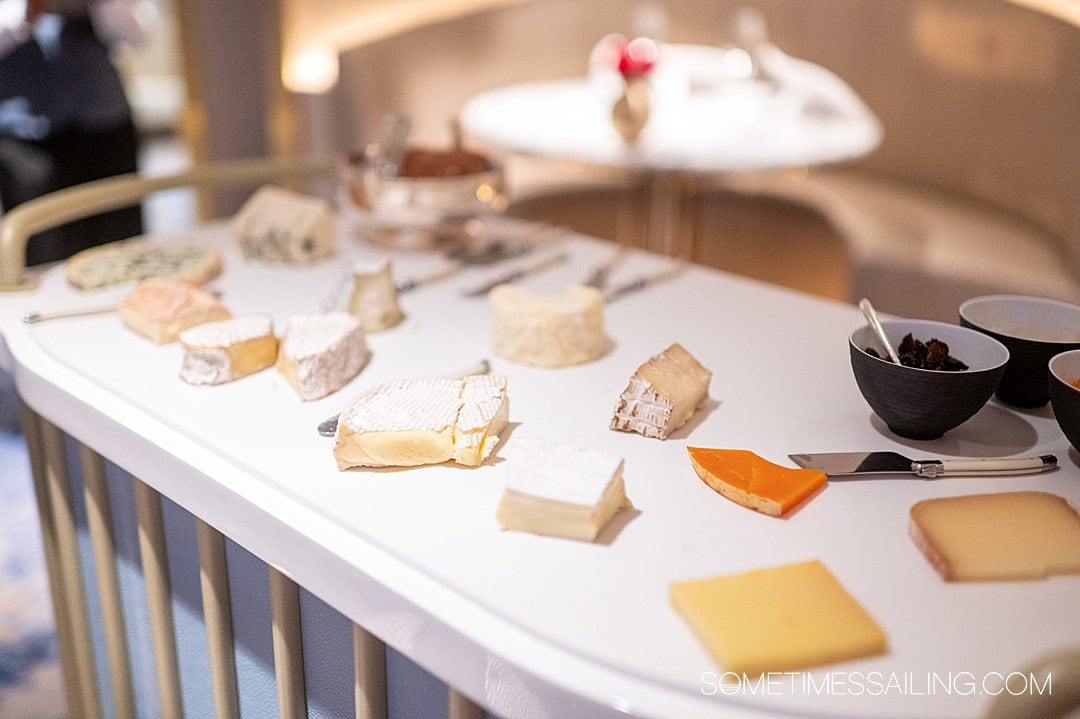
[603,261,688,302]
[462,250,568,297]
[788,452,915,476]
[789,452,1058,479]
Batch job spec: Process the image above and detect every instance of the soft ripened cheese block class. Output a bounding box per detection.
[490,284,606,367]
[687,447,826,517]
[909,491,1080,581]
[496,438,632,542]
[179,315,277,385]
[66,239,222,290]
[348,258,404,331]
[611,343,712,439]
[232,185,335,263]
[276,313,370,401]
[119,278,231,344]
[334,375,508,469]
[670,560,887,676]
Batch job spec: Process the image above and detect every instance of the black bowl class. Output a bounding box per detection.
[959,295,1080,407]
[850,319,1009,440]
[1049,350,1080,454]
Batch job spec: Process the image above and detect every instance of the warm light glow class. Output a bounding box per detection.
[282,44,340,94]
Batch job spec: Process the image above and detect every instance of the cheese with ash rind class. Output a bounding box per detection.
[232,185,335,263]
[179,314,277,385]
[611,343,712,439]
[910,491,1080,581]
[496,437,631,542]
[334,375,508,469]
[348,257,404,331]
[66,239,222,290]
[276,312,370,401]
[490,284,606,367]
[119,277,231,344]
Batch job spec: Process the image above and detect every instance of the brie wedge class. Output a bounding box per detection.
[179,315,277,385]
[497,438,631,542]
[334,375,508,469]
[276,313,370,401]
[611,343,712,439]
[490,284,606,367]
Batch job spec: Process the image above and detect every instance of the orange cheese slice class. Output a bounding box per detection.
[687,447,826,517]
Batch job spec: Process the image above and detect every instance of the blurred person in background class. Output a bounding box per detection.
[0,0,157,265]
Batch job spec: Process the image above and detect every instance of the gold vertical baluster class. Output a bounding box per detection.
[269,567,308,719]
[80,445,136,719]
[196,518,240,719]
[448,688,485,719]
[353,624,387,719]
[133,478,184,719]
[39,417,102,719]
[18,401,84,719]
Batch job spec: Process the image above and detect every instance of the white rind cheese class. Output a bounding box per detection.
[66,239,222,290]
[496,437,631,542]
[179,314,277,385]
[348,257,404,331]
[611,343,712,439]
[490,284,606,367]
[232,185,335,263]
[334,374,508,469]
[276,313,370,401]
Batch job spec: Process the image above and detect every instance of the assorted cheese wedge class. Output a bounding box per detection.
[490,284,606,367]
[910,491,1080,581]
[687,447,826,517]
[179,314,278,385]
[66,239,222,290]
[276,313,370,401]
[232,185,335,263]
[496,438,632,542]
[119,278,230,344]
[671,560,888,675]
[611,343,712,439]
[348,257,404,331]
[334,375,508,469]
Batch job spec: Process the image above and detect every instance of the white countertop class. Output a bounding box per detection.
[2,218,1077,719]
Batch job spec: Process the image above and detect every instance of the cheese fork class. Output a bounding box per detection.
[317,358,491,436]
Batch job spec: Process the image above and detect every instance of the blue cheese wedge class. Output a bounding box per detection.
[66,239,222,290]
[232,185,335,263]
[496,438,632,542]
[334,375,508,469]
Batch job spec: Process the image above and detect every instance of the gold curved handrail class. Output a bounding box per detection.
[0,155,336,291]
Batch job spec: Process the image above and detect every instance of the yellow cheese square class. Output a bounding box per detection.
[670,559,887,675]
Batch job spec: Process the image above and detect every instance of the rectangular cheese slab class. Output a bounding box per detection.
[670,559,887,676]
[496,438,630,542]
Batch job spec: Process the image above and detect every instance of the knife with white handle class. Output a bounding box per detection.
[788,452,1057,479]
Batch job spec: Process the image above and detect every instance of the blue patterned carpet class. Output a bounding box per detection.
[0,370,65,718]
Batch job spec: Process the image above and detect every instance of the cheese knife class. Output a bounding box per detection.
[461,250,568,297]
[603,261,688,302]
[788,452,1057,479]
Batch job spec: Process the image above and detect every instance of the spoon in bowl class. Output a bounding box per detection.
[859,298,900,364]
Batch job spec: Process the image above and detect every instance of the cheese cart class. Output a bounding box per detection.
[1,159,1078,719]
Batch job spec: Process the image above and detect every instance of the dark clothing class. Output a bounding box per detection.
[0,14,143,265]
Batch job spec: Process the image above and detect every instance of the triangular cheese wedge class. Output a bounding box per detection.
[276,313,370,401]
[611,343,711,439]
[687,447,826,517]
